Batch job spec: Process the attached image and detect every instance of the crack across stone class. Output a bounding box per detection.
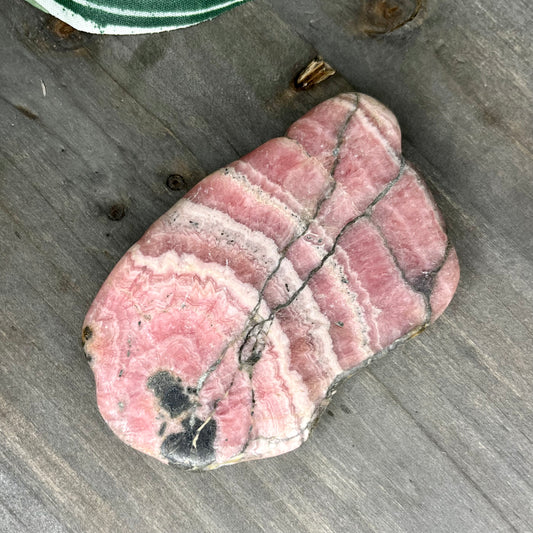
[236,97,361,365]
[181,99,362,463]
[192,97,360,397]
[369,215,433,324]
[185,96,439,466]
[238,95,361,353]
[238,159,408,369]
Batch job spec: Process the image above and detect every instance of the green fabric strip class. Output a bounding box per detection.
[26,0,251,34]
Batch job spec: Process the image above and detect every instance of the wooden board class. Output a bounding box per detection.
[1,0,532,531]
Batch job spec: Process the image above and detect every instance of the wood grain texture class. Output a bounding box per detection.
[1,0,532,531]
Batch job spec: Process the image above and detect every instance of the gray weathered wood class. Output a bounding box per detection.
[1,0,532,531]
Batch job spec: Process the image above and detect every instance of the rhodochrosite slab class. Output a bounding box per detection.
[82,94,459,469]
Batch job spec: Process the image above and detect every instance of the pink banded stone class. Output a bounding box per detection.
[82,93,459,469]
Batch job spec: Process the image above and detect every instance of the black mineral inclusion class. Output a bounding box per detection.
[161,417,217,469]
[147,370,192,418]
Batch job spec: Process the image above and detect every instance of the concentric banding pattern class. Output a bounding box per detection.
[83,93,459,469]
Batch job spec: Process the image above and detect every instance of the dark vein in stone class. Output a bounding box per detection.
[369,217,433,325]
[193,97,360,397]
[238,159,407,368]
[367,165,456,326]
[188,98,436,465]
[239,95,360,340]
[242,386,256,456]
[237,159,409,458]
[236,97,361,366]
[187,99,362,463]
[195,335,240,391]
